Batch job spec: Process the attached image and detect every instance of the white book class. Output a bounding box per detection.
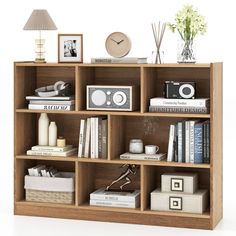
[84,118,91,158]
[102,119,108,159]
[89,199,139,208]
[90,188,140,202]
[150,98,210,107]
[185,121,190,163]
[28,104,75,111]
[167,125,175,162]
[120,153,166,161]
[26,95,75,101]
[177,122,183,163]
[90,118,96,158]
[189,120,199,163]
[27,148,78,157]
[91,57,147,64]
[31,145,73,152]
[29,100,75,105]
[78,120,86,157]
[95,118,99,158]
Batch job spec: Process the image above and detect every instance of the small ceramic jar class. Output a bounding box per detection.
[129,139,143,154]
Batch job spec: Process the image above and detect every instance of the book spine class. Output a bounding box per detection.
[27,149,77,157]
[102,119,108,159]
[194,123,203,163]
[90,118,95,158]
[203,123,207,163]
[177,122,182,163]
[29,100,75,105]
[206,121,210,163]
[120,156,165,161]
[150,98,209,107]
[182,121,186,162]
[174,123,178,162]
[98,118,102,158]
[90,194,139,202]
[78,120,86,157]
[31,145,72,152]
[149,106,209,114]
[95,118,99,158]
[89,199,137,208]
[189,121,195,163]
[185,121,190,163]
[28,104,75,110]
[84,118,91,158]
[167,125,175,162]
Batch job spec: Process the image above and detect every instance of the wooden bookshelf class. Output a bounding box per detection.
[14,62,223,230]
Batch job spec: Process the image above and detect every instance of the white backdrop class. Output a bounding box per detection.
[0,0,235,235]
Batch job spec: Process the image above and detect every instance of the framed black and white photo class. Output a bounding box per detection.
[169,196,182,210]
[171,178,184,192]
[58,34,83,63]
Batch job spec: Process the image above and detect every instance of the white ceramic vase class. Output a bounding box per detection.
[38,113,49,145]
[49,121,57,146]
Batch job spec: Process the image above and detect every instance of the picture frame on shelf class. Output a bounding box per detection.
[58,34,83,63]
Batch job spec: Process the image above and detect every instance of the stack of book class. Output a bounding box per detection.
[26,95,75,111]
[90,188,140,208]
[149,97,210,114]
[78,117,108,159]
[27,145,78,157]
[91,57,147,64]
[167,120,210,163]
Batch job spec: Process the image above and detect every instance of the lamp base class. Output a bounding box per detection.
[34,59,46,63]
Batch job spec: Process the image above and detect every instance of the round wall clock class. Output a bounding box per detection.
[105,32,131,58]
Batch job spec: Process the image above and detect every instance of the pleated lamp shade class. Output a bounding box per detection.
[23,9,57,30]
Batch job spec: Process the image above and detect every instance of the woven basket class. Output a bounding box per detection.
[26,189,74,204]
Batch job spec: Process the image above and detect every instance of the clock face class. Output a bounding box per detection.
[105,32,131,58]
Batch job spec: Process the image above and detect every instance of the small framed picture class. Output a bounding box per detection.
[171,178,184,192]
[169,196,182,211]
[58,34,83,63]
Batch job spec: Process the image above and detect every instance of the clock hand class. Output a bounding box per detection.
[117,39,124,44]
[111,38,119,44]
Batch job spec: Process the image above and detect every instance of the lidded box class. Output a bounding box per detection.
[151,188,208,214]
[161,172,198,194]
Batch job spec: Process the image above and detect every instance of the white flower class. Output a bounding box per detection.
[167,5,207,41]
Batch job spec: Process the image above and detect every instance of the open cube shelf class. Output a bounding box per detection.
[14,62,223,230]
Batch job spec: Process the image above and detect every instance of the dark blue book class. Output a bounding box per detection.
[194,123,203,163]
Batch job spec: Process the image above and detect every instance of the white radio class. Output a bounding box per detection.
[86,85,139,111]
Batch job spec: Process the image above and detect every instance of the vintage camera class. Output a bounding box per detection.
[164,81,196,99]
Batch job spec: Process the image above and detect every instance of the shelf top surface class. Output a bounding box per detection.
[14,61,213,68]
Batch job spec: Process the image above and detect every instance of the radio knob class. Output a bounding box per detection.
[113,92,127,106]
[107,101,111,105]
[107,91,111,95]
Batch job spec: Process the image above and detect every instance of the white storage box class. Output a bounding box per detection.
[24,172,75,204]
[161,172,198,194]
[151,188,208,214]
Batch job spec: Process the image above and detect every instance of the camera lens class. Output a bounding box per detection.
[179,84,195,99]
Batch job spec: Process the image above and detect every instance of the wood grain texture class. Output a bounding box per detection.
[210,63,223,228]
[14,62,222,230]
[15,204,212,229]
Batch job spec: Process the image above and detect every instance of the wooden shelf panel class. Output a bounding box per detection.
[16,155,78,162]
[15,62,211,68]
[16,155,210,168]
[15,200,76,209]
[143,208,210,219]
[15,201,210,219]
[15,109,210,118]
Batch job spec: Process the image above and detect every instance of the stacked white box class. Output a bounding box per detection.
[151,172,209,214]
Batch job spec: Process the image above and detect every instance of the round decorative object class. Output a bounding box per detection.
[113,91,127,106]
[105,32,131,58]
[91,90,106,106]
[129,139,143,154]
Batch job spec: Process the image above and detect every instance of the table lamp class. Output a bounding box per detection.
[23,9,57,63]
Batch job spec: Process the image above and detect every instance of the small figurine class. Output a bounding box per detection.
[106,164,137,191]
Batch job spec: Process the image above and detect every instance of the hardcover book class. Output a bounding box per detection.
[91,57,147,64]
[120,152,166,161]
